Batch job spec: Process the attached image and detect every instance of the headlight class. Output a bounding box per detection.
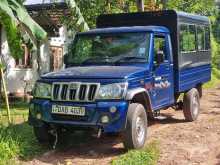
[97,83,128,100]
[33,82,51,99]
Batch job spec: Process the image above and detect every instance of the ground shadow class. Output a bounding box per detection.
[6,108,188,164]
[216,154,220,165]
[33,112,187,164]
[148,113,186,126]
[35,132,126,165]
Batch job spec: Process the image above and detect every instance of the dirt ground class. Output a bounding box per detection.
[25,87,220,165]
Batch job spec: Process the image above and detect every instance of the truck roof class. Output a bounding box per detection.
[97,10,210,28]
[79,26,169,35]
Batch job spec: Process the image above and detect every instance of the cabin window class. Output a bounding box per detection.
[15,44,32,68]
[188,25,196,51]
[180,24,189,52]
[181,24,211,53]
[154,35,167,63]
[180,24,196,52]
[197,26,205,51]
[154,36,166,56]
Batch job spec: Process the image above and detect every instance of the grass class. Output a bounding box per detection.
[204,68,220,88]
[0,101,29,115]
[0,123,47,165]
[0,101,29,126]
[112,141,160,165]
[0,101,46,165]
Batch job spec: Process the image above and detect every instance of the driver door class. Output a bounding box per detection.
[151,34,174,110]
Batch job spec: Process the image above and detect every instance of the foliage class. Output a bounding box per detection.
[62,0,89,32]
[0,1,23,59]
[167,0,216,15]
[0,123,46,165]
[204,67,220,88]
[211,36,220,68]
[0,0,47,59]
[112,141,160,165]
[75,0,137,28]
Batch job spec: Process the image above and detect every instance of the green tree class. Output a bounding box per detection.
[167,0,216,15]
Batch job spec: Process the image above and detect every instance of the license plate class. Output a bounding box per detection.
[52,105,86,116]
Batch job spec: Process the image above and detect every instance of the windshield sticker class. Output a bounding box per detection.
[139,48,146,56]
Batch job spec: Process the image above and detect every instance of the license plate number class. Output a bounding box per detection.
[52,105,85,116]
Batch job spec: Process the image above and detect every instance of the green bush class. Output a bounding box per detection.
[212,67,220,79]
[204,67,220,88]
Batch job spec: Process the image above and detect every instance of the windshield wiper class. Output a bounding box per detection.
[115,56,146,63]
[81,56,113,64]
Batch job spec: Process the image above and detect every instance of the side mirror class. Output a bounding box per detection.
[156,51,165,65]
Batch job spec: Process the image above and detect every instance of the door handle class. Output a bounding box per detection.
[154,76,162,81]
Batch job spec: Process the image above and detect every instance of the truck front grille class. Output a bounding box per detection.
[52,82,100,102]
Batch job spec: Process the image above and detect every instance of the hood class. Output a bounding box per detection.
[41,66,149,79]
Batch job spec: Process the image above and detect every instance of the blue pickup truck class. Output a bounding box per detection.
[29,10,211,149]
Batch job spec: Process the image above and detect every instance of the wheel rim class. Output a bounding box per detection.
[135,116,145,144]
[192,95,199,117]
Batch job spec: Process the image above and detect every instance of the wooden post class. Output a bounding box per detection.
[0,68,11,123]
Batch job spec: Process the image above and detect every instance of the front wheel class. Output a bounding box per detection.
[122,103,148,150]
[183,88,200,122]
[33,124,54,144]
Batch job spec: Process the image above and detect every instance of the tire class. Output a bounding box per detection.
[122,103,148,150]
[183,88,200,122]
[33,125,51,143]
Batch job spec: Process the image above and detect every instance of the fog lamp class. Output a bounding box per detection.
[110,106,117,113]
[36,113,42,120]
[101,115,110,124]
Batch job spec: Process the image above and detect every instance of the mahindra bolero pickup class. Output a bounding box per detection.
[29,10,211,149]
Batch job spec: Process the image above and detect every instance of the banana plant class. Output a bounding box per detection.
[0,0,47,59]
[65,0,90,32]
[0,0,47,123]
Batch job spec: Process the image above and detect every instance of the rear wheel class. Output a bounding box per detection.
[183,88,200,122]
[122,103,148,150]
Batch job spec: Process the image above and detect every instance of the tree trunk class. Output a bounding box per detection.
[136,0,144,12]
[0,70,2,100]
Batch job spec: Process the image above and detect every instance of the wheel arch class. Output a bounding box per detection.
[126,88,153,116]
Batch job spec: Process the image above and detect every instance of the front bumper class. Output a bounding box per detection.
[28,99,129,133]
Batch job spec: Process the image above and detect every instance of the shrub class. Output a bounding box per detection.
[0,123,46,164]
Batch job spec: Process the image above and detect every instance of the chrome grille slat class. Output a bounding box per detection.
[52,82,100,102]
[61,84,68,100]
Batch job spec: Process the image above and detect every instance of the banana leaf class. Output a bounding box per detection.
[0,0,17,20]
[9,0,47,42]
[65,0,89,31]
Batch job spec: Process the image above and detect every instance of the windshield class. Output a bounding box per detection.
[66,32,150,66]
